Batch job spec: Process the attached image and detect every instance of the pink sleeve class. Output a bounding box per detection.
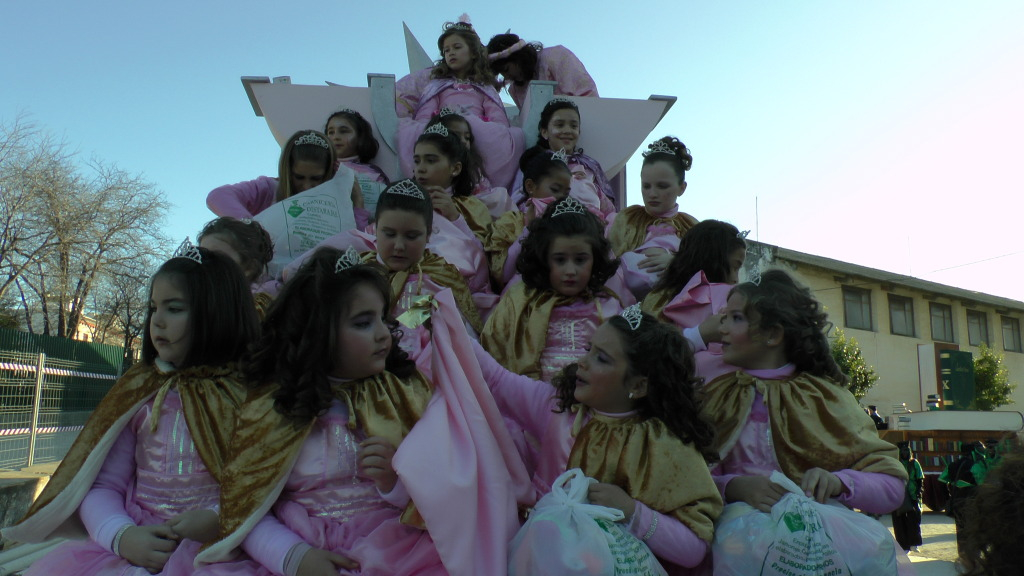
[627,501,708,568]
[834,469,905,514]
[542,47,599,98]
[472,340,556,439]
[80,419,138,551]
[712,472,741,500]
[379,477,411,508]
[480,89,510,126]
[241,513,307,576]
[206,176,278,218]
[354,207,370,230]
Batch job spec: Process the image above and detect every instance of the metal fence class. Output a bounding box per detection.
[0,328,124,470]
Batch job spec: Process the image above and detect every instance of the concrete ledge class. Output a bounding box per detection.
[0,464,57,532]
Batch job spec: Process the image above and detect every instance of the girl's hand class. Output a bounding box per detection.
[698,313,724,345]
[588,482,636,520]
[298,548,359,575]
[118,524,180,573]
[350,180,365,209]
[359,437,398,493]
[725,475,788,512]
[801,467,845,503]
[426,187,459,221]
[638,248,674,273]
[164,509,219,543]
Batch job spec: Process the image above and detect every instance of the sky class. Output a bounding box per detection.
[3,1,1023,301]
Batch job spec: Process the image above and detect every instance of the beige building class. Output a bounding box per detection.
[747,242,1024,414]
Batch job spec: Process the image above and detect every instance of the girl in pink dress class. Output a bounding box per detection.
[426,108,515,218]
[486,33,599,110]
[472,307,722,573]
[485,148,571,288]
[396,16,524,190]
[699,270,910,574]
[608,137,701,300]
[196,248,523,576]
[517,98,617,221]
[325,109,390,217]
[641,220,748,380]
[480,196,625,383]
[197,216,279,316]
[3,242,259,576]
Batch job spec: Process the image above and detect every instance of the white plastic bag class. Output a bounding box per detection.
[713,471,897,576]
[509,468,668,576]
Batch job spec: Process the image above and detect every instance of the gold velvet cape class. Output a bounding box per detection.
[360,250,483,333]
[483,210,525,284]
[480,283,606,379]
[700,372,908,483]
[4,362,247,543]
[452,195,493,244]
[567,413,722,543]
[607,205,699,257]
[202,371,433,562]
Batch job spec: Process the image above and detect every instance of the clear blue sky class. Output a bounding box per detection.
[4,1,1023,301]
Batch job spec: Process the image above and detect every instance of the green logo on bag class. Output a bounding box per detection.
[782,511,806,533]
[287,201,304,218]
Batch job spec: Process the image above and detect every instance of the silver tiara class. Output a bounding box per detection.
[386,179,426,200]
[551,196,586,218]
[294,133,330,149]
[643,140,676,157]
[550,148,569,164]
[334,246,362,273]
[241,218,253,225]
[547,96,576,108]
[438,106,458,117]
[336,108,359,116]
[172,237,202,264]
[621,304,643,331]
[737,230,750,239]
[423,123,450,137]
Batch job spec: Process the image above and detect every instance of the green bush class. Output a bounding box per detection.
[831,328,879,400]
[972,343,1016,410]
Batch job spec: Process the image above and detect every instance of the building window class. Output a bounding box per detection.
[842,286,872,331]
[929,303,954,342]
[966,310,989,347]
[888,294,915,336]
[1002,316,1023,352]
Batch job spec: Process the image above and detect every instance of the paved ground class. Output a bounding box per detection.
[883,508,959,576]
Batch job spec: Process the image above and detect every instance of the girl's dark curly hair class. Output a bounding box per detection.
[534,98,581,149]
[244,247,414,423]
[415,127,477,197]
[653,220,746,293]
[642,136,693,184]
[432,24,496,86]
[551,312,717,461]
[426,111,488,185]
[324,109,380,163]
[198,217,274,284]
[961,451,1024,575]
[731,269,848,384]
[486,33,542,86]
[516,198,619,293]
[142,247,259,369]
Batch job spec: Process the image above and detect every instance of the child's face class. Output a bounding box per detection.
[445,119,473,151]
[376,209,429,272]
[727,247,746,285]
[326,116,358,159]
[442,34,473,76]
[413,141,460,189]
[640,160,685,216]
[541,108,580,153]
[547,234,594,297]
[149,274,191,368]
[575,323,635,413]
[331,282,392,379]
[290,159,328,194]
[199,233,253,281]
[719,293,773,369]
[525,171,571,201]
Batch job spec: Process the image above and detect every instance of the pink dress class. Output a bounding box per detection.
[25,389,217,576]
[472,343,712,572]
[649,271,734,382]
[506,45,599,110]
[197,400,445,576]
[396,78,525,190]
[538,297,621,383]
[472,177,516,219]
[509,152,616,220]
